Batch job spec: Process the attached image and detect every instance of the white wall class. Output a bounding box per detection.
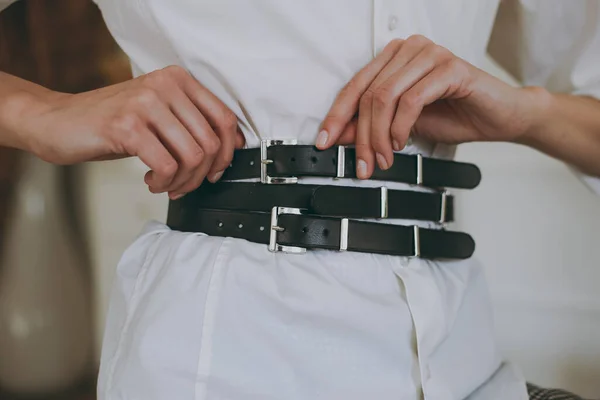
[450,58,600,398]
[82,58,600,397]
[454,141,600,397]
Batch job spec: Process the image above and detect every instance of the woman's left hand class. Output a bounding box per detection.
[317,35,545,179]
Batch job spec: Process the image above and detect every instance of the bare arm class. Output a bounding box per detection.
[520,90,600,178]
[0,67,244,198]
[0,71,56,150]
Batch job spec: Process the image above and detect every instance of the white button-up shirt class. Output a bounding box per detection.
[2,1,599,399]
[86,0,600,191]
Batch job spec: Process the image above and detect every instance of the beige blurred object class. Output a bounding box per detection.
[0,154,92,395]
[80,158,168,363]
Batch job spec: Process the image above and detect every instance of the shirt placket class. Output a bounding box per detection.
[372,0,418,148]
[372,2,451,397]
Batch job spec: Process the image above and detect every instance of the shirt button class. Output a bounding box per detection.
[388,15,398,31]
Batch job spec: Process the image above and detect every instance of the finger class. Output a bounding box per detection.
[356,94,375,179]
[391,60,466,148]
[174,68,238,178]
[368,35,431,92]
[167,89,225,185]
[207,112,237,182]
[371,44,441,167]
[317,39,404,149]
[145,100,207,197]
[127,130,178,193]
[235,127,245,149]
[335,118,358,145]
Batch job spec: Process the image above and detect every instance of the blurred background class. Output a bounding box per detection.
[0,1,598,399]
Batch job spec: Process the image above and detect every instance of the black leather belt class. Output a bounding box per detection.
[165,141,480,259]
[170,182,453,222]
[221,140,481,190]
[167,207,475,259]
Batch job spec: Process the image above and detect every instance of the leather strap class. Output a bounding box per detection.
[166,208,475,260]
[173,182,453,222]
[221,145,481,189]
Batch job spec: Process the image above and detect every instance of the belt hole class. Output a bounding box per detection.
[217,221,224,228]
[291,157,296,162]
[310,156,318,163]
[323,228,329,237]
[332,157,336,165]
[302,226,308,233]
[249,160,255,166]
[238,223,243,229]
[259,226,265,231]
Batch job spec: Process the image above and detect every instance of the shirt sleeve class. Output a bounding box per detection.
[488,0,600,195]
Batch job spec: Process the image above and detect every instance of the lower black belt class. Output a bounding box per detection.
[166,207,475,260]
[171,182,453,223]
[221,140,481,190]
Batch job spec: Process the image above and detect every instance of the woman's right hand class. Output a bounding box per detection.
[10,65,244,199]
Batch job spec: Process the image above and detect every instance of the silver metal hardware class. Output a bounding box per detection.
[339,218,349,251]
[413,225,421,257]
[416,153,423,185]
[439,191,447,225]
[260,139,299,184]
[380,186,388,219]
[269,206,307,253]
[336,146,346,179]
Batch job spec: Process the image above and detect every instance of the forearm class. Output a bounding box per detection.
[519,88,600,177]
[0,71,53,150]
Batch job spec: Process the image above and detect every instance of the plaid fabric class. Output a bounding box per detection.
[527,383,586,400]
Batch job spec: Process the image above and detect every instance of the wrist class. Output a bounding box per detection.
[0,89,58,152]
[512,85,554,146]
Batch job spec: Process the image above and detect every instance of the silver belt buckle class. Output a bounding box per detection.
[269,207,349,253]
[260,139,299,184]
[269,206,306,253]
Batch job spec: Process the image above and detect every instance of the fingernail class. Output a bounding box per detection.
[357,159,368,179]
[393,140,401,151]
[317,130,329,148]
[376,153,389,170]
[170,193,184,200]
[209,170,224,183]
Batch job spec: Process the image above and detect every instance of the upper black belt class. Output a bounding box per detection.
[221,140,481,190]
[170,182,453,223]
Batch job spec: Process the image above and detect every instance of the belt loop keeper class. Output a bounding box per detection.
[339,218,349,251]
[439,190,447,225]
[380,186,388,219]
[416,153,423,185]
[336,146,346,179]
[413,225,421,257]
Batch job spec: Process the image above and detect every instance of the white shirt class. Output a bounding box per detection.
[94,0,599,194]
[2,1,599,399]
